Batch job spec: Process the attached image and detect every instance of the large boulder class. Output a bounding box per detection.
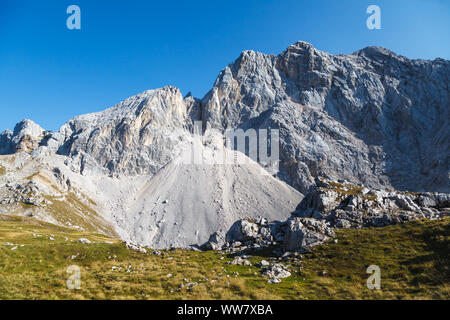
[226,219,260,242]
[420,193,450,209]
[293,188,340,218]
[283,217,335,252]
[204,231,226,251]
[261,263,291,283]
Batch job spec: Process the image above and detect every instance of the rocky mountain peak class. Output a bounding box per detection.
[284,40,316,53]
[0,119,46,154]
[53,86,191,176]
[12,119,44,137]
[353,45,398,58]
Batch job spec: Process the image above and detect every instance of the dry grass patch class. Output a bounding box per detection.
[0,215,448,300]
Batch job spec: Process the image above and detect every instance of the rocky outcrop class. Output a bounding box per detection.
[0,120,46,154]
[210,179,449,254]
[0,130,13,154]
[283,217,335,252]
[211,216,334,254]
[205,216,286,252]
[226,219,260,242]
[293,179,449,228]
[261,264,291,284]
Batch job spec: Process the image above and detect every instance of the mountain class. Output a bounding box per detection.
[201,41,449,193]
[0,119,46,154]
[0,41,448,248]
[0,88,301,248]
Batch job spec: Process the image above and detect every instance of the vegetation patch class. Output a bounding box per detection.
[41,193,118,238]
[0,215,448,300]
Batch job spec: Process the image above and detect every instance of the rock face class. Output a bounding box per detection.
[0,130,12,154]
[56,87,191,176]
[201,41,450,193]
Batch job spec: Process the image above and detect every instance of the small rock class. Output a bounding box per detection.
[259,260,270,267]
[229,256,252,266]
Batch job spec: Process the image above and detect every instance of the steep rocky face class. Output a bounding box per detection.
[2,42,448,194]
[55,86,192,176]
[201,41,450,193]
[0,130,12,154]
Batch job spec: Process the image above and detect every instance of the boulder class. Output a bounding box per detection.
[293,189,339,218]
[418,195,437,207]
[261,263,291,283]
[283,218,334,252]
[204,231,226,251]
[226,219,259,242]
[229,256,252,266]
[391,194,422,213]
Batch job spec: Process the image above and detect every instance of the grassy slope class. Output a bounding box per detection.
[0,215,448,300]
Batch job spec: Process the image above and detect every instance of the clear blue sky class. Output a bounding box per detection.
[0,0,449,132]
